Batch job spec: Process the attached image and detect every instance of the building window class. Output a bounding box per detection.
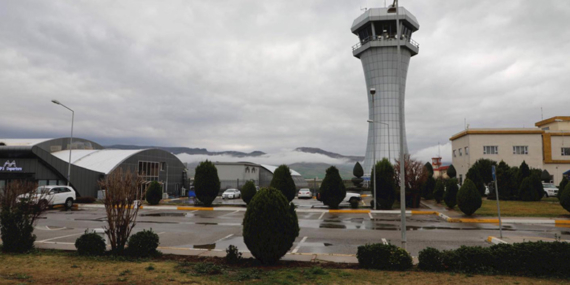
[459,149,463,156]
[160,162,166,171]
[562,147,570,156]
[483,146,498,155]
[465,147,469,155]
[453,150,456,157]
[513,146,528,155]
[139,161,160,179]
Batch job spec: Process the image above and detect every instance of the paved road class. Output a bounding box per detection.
[34,200,570,256]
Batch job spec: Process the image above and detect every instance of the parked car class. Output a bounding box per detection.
[344,192,362,205]
[222,188,241,199]
[542,182,559,198]
[297,188,312,199]
[18,185,76,210]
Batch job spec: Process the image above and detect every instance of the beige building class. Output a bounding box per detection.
[450,116,570,185]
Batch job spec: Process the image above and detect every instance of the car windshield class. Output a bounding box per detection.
[543,183,555,188]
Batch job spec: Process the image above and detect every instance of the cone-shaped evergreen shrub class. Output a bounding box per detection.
[433,179,444,203]
[269,165,296,202]
[560,183,570,212]
[466,167,485,196]
[194,160,220,206]
[243,187,299,264]
[444,178,459,209]
[241,180,257,205]
[447,164,457,178]
[559,177,569,200]
[352,162,364,188]
[319,166,346,209]
[145,181,162,205]
[518,177,537,201]
[457,179,482,216]
[530,172,544,200]
[371,159,396,210]
[422,176,436,200]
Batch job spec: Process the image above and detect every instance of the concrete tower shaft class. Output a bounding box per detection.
[351,7,419,176]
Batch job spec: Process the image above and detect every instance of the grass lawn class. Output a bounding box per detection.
[474,197,570,218]
[0,250,568,285]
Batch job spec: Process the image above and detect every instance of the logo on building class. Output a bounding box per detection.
[0,160,23,172]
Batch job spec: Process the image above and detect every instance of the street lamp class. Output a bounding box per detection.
[52,100,74,187]
[368,88,376,210]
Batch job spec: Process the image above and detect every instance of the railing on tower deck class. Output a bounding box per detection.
[352,35,420,51]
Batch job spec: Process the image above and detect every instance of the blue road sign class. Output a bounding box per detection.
[492,165,496,181]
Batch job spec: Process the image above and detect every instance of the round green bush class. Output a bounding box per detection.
[356,243,412,271]
[418,247,444,271]
[443,178,459,209]
[457,179,482,216]
[319,166,346,209]
[241,180,257,205]
[75,231,106,256]
[127,229,160,257]
[269,165,297,202]
[243,187,299,265]
[145,181,163,205]
[433,179,444,203]
[560,182,570,212]
[194,160,221,206]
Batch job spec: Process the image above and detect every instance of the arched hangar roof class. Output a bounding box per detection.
[51,149,147,174]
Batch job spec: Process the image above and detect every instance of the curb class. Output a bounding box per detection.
[487,236,508,245]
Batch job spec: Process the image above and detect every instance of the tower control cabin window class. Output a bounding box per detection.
[483,146,498,155]
[562,147,570,156]
[513,146,528,155]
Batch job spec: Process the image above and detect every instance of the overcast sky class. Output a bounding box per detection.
[1,0,569,164]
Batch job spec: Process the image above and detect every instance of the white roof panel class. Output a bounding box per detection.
[0,138,52,146]
[260,164,302,176]
[52,149,145,174]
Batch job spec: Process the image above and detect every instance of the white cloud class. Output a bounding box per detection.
[411,142,452,164]
[177,149,350,166]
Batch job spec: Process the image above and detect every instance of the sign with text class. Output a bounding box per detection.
[0,160,23,172]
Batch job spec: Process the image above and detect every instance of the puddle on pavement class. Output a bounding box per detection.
[192,236,247,250]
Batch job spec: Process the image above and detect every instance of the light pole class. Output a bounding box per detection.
[368,88,377,210]
[52,100,74,186]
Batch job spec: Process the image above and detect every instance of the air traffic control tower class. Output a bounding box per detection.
[351,6,419,175]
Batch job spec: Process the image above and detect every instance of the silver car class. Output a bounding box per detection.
[222,188,241,199]
[542,183,558,198]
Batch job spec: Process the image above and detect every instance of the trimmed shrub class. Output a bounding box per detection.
[241,180,257,205]
[519,177,538,201]
[352,162,364,188]
[466,167,485,196]
[443,178,459,209]
[433,179,444,203]
[126,229,160,257]
[447,164,457,179]
[75,231,106,256]
[418,247,445,271]
[560,182,570,212]
[194,160,220,206]
[559,177,569,200]
[145,181,162,205]
[243,187,299,265]
[269,165,297,202]
[421,176,436,200]
[371,158,396,210]
[356,243,412,271]
[456,179,482,216]
[319,166,346,209]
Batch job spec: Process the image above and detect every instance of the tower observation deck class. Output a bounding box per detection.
[351,7,420,175]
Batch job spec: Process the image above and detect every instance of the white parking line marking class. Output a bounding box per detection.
[382,238,388,245]
[292,236,308,254]
[37,233,83,243]
[214,234,234,243]
[368,212,373,219]
[318,212,326,220]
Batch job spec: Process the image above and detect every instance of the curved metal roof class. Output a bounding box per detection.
[260,164,302,176]
[51,149,146,174]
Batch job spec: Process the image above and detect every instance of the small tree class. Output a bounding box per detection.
[466,167,485,197]
[472,158,496,184]
[515,161,531,193]
[447,164,457,179]
[319,166,347,209]
[99,168,143,255]
[443,178,459,209]
[371,158,396,210]
[422,176,436,200]
[194,160,220,206]
[457,178,482,216]
[241,180,257,205]
[560,183,570,212]
[270,165,297,202]
[394,155,426,208]
[530,171,545,200]
[0,180,47,253]
[351,162,364,188]
[433,179,444,203]
[494,160,512,200]
[243,187,299,265]
[559,177,569,200]
[145,181,162,205]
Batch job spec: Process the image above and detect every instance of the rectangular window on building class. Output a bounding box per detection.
[453,150,456,157]
[483,146,498,155]
[465,147,469,155]
[459,149,463,156]
[562,147,570,156]
[513,146,528,155]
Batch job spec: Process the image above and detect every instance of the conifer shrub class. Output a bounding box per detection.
[371,159,396,210]
[456,179,482,216]
[560,183,570,213]
[243,187,299,265]
[443,178,459,209]
[75,231,106,256]
[127,229,160,258]
[356,243,412,271]
[269,165,297,202]
[422,176,436,200]
[559,177,569,200]
[466,167,485,196]
[433,179,444,203]
[194,160,220,206]
[447,164,457,179]
[145,181,163,205]
[319,166,346,209]
[351,162,364,188]
[241,180,257,205]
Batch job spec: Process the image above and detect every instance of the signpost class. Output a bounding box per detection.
[492,166,503,238]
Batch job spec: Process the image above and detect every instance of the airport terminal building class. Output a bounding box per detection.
[0,138,187,197]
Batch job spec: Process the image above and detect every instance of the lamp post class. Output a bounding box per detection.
[52,100,74,186]
[368,88,377,210]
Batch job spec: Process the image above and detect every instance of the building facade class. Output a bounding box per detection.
[214,162,308,191]
[351,6,420,175]
[450,116,570,185]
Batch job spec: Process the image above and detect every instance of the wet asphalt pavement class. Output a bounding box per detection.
[33,198,570,257]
